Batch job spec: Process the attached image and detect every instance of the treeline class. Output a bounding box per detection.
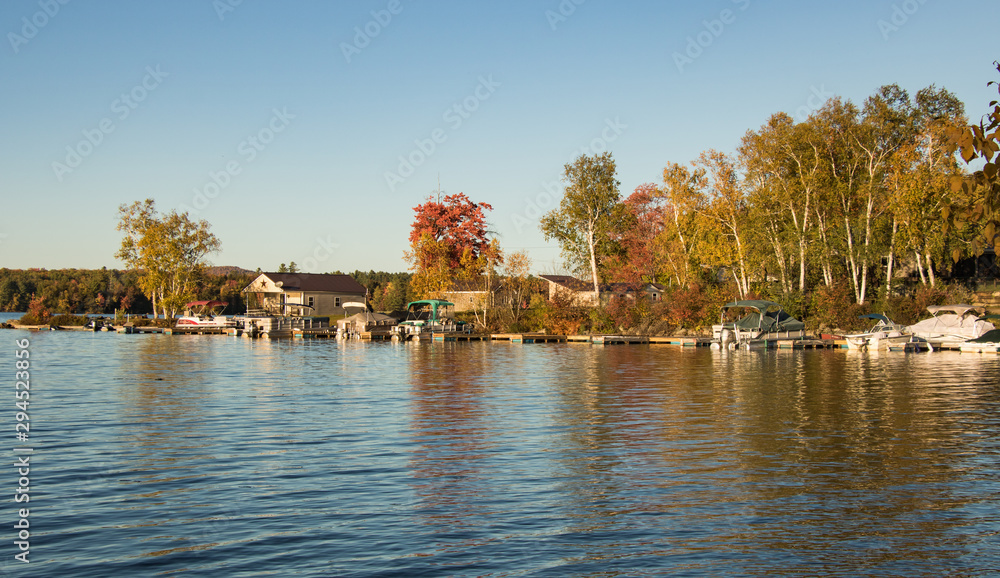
[0,268,254,315]
[603,83,982,304]
[0,267,416,316]
[330,270,414,312]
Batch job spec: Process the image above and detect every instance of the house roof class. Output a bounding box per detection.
[538,274,593,292]
[248,272,367,294]
[539,275,666,295]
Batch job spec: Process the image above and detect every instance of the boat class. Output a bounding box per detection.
[905,304,995,348]
[175,300,236,328]
[958,316,1000,353]
[710,300,806,350]
[393,299,468,336]
[843,314,912,351]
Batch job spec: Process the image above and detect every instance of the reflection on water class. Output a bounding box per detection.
[13,332,1000,576]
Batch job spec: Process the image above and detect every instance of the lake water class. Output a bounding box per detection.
[3,315,1000,576]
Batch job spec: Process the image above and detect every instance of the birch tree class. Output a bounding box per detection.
[116,199,221,318]
[540,152,622,293]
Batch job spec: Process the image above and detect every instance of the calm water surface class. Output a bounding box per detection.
[4,317,1000,576]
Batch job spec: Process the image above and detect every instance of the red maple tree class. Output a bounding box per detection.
[605,183,666,282]
[408,193,493,269]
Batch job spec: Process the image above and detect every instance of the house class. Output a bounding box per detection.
[539,275,666,306]
[442,279,501,312]
[605,282,666,302]
[538,275,599,306]
[243,272,367,317]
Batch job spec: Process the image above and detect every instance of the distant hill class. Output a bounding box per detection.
[206,266,255,276]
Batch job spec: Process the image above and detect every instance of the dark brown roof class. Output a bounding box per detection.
[539,275,665,294]
[255,272,366,294]
[538,274,593,291]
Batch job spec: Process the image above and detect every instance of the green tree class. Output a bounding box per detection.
[540,152,622,293]
[116,199,221,318]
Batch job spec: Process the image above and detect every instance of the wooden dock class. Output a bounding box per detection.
[491,333,567,343]
[432,333,489,342]
[648,336,712,347]
[774,338,837,349]
[591,335,649,345]
[163,327,228,335]
[887,341,932,352]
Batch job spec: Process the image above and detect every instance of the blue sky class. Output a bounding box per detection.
[1,0,997,274]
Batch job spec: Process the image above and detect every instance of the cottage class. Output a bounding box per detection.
[538,275,666,306]
[442,279,501,312]
[243,272,367,317]
[538,275,599,306]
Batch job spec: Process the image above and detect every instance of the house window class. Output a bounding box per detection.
[308,296,314,308]
[335,297,341,307]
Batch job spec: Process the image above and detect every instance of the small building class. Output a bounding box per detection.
[538,275,666,306]
[243,272,367,317]
[538,275,599,306]
[442,279,501,312]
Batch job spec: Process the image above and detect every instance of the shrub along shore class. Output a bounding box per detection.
[2,267,989,336]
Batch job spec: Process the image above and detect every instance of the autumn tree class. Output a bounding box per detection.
[740,113,825,293]
[693,150,753,299]
[947,61,1000,259]
[605,183,666,283]
[540,152,622,293]
[405,192,494,298]
[116,199,221,318]
[496,250,538,331]
[660,162,707,285]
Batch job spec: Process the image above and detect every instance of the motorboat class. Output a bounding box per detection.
[175,300,236,328]
[958,316,1000,353]
[905,304,994,348]
[710,300,806,350]
[393,299,468,336]
[843,314,912,351]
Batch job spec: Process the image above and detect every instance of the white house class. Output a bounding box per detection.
[243,272,367,317]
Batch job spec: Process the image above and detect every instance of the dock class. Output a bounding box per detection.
[648,336,712,347]
[774,339,837,349]
[491,333,567,343]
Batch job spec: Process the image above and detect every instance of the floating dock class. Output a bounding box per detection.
[491,333,567,343]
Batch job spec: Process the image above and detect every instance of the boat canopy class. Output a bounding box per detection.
[721,300,805,333]
[908,304,995,342]
[926,304,982,317]
[404,299,455,322]
[859,313,891,322]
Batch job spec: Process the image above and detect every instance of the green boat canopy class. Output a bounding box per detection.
[403,300,455,322]
[721,300,805,333]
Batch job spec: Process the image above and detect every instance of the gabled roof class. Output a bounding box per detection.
[538,274,593,292]
[248,272,366,294]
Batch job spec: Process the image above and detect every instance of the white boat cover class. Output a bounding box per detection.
[906,306,994,343]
